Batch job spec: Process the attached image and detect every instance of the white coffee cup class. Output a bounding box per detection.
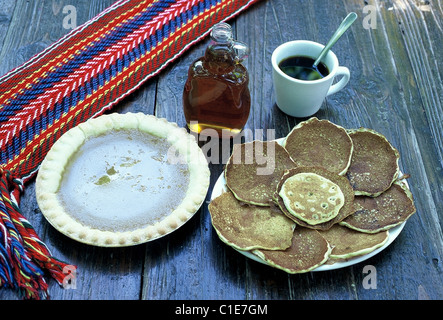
[271,40,350,117]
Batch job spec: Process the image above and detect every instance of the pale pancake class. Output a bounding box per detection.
[253,227,332,274]
[225,140,296,206]
[209,191,296,251]
[279,172,345,225]
[340,180,416,233]
[320,224,388,261]
[283,117,353,175]
[346,128,400,196]
[274,167,355,230]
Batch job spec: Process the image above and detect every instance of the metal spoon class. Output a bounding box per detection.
[313,12,358,75]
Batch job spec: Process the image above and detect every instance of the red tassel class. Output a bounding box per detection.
[0,167,74,299]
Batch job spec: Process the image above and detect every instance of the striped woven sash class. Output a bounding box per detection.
[0,0,261,299]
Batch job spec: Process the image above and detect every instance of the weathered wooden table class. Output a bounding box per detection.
[0,0,442,301]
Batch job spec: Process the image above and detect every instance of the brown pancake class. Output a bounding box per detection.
[346,128,400,196]
[340,180,416,233]
[209,191,296,251]
[319,224,388,261]
[274,167,355,230]
[283,117,353,175]
[225,140,296,206]
[253,227,332,274]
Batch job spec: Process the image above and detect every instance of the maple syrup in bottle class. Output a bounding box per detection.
[183,23,251,137]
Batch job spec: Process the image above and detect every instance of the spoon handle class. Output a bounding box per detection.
[313,12,358,67]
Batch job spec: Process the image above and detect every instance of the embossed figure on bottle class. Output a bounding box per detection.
[183,22,251,137]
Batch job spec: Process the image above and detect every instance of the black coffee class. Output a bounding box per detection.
[278,55,329,80]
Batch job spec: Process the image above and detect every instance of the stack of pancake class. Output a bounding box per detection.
[209,117,416,273]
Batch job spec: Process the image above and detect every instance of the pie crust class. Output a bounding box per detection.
[36,113,210,247]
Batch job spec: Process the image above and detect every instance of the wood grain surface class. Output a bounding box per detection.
[0,0,442,300]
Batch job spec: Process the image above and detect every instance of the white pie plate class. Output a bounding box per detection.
[36,113,210,247]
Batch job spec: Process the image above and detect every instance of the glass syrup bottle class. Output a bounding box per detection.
[183,22,251,137]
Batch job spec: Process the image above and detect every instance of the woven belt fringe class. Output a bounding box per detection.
[0,0,261,299]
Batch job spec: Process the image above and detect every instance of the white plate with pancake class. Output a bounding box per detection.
[210,136,407,272]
